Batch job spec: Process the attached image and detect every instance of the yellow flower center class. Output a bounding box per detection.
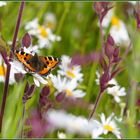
[111,16,120,29]
[66,70,75,78]
[104,124,114,132]
[46,22,55,29]
[38,26,48,38]
[66,89,73,96]
[0,65,5,76]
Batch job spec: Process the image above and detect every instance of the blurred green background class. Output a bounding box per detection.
[0,1,140,138]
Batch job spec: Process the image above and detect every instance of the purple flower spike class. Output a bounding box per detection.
[22,32,32,48]
[107,34,115,46]
[105,35,115,60]
[100,70,110,92]
[39,86,50,107]
[105,43,114,60]
[113,48,120,57]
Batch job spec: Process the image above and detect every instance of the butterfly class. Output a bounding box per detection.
[14,50,60,76]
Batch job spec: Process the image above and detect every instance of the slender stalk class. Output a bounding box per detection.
[21,104,25,138]
[0,1,25,132]
[89,91,103,120]
[10,1,25,57]
[88,15,106,120]
[99,19,105,54]
[0,51,10,66]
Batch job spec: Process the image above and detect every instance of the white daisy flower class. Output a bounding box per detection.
[46,109,97,136]
[128,1,137,5]
[110,17,130,47]
[102,9,114,28]
[25,18,39,35]
[58,55,83,82]
[95,71,126,103]
[0,55,6,83]
[107,83,126,103]
[44,12,57,30]
[102,8,130,47]
[0,54,25,84]
[92,113,121,139]
[25,18,61,49]
[0,1,7,7]
[37,27,61,48]
[33,73,48,87]
[51,74,85,98]
[57,131,67,139]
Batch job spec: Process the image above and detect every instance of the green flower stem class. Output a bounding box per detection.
[86,63,97,101]
[48,3,71,55]
[89,90,103,120]
[0,1,25,133]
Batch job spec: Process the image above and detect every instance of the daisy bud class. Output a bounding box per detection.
[22,32,32,48]
[56,92,66,102]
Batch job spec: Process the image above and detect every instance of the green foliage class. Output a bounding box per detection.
[0,1,140,139]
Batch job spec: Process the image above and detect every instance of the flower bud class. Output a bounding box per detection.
[113,47,119,57]
[107,34,115,46]
[134,6,140,29]
[40,86,50,97]
[22,32,31,48]
[56,92,66,102]
[105,43,114,59]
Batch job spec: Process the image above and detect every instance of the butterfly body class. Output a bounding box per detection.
[14,50,60,76]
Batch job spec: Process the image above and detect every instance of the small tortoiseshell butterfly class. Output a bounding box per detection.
[14,50,60,76]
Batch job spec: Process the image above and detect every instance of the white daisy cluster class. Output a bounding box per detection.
[0,1,7,7]
[0,54,21,84]
[25,17,61,49]
[91,113,121,139]
[95,71,126,103]
[51,55,85,98]
[46,109,121,139]
[101,8,130,47]
[1,13,61,87]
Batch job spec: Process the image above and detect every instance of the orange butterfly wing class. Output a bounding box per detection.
[14,50,36,72]
[38,56,60,75]
[14,50,60,76]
